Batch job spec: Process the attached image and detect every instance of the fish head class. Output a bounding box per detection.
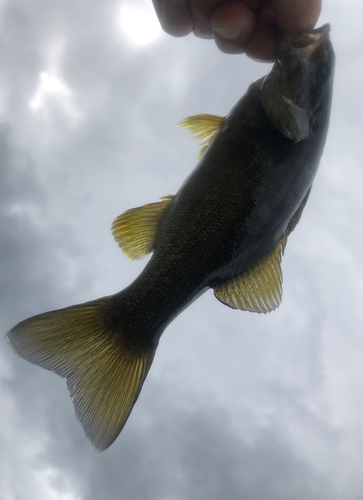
[261,24,335,143]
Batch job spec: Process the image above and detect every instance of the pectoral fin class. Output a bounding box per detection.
[112,195,174,260]
[214,236,287,314]
[179,114,224,158]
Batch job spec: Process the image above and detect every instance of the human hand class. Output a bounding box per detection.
[152,0,321,60]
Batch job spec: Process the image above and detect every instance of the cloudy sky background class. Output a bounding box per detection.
[1,0,363,498]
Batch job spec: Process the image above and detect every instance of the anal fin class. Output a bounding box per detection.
[213,189,312,313]
[214,236,287,314]
[112,195,173,260]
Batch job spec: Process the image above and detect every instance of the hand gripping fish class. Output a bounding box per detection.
[7,25,335,451]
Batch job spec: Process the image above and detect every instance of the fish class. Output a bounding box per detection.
[6,24,335,451]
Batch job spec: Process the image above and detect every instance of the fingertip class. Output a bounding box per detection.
[211,1,255,54]
[153,0,193,37]
[212,35,247,55]
[272,0,322,32]
[244,35,275,62]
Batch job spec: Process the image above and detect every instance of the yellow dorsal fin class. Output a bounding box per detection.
[111,195,174,261]
[178,114,225,145]
[214,236,287,314]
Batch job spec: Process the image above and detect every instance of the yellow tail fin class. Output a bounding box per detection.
[6,297,155,451]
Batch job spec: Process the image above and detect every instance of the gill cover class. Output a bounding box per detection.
[261,24,332,143]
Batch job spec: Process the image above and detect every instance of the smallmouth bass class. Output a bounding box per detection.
[7,25,335,451]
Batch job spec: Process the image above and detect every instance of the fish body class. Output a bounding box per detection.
[7,25,335,451]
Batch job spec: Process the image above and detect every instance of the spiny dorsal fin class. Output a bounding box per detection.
[214,236,287,314]
[6,297,156,451]
[179,114,224,157]
[111,195,173,261]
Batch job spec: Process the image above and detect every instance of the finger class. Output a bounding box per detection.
[188,0,225,39]
[152,0,194,37]
[244,3,276,61]
[211,1,256,54]
[271,0,322,32]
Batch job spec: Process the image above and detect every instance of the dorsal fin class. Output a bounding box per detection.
[214,236,287,314]
[179,114,224,157]
[111,195,173,261]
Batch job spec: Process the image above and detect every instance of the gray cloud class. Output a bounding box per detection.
[0,123,90,324]
[40,395,334,500]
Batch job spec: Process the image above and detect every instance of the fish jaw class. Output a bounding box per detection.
[261,24,335,143]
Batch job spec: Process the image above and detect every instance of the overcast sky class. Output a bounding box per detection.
[1,0,363,499]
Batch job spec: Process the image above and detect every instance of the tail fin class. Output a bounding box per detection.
[6,297,155,451]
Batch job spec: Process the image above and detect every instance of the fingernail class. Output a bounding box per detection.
[212,26,246,40]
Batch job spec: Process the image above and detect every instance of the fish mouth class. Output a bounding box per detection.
[277,23,331,59]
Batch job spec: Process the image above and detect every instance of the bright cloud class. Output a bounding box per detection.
[29,72,70,110]
[29,72,81,125]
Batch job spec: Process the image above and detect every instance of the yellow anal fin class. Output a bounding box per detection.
[6,297,155,452]
[179,114,225,158]
[112,195,174,260]
[214,236,287,314]
[214,190,312,313]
